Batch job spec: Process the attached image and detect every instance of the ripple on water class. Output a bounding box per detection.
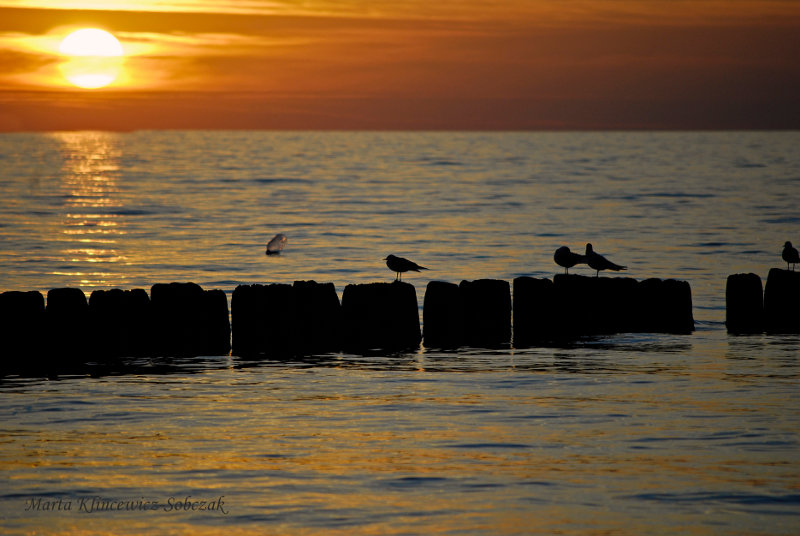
[1,131,800,535]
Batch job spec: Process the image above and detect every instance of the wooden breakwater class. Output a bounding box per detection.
[0,283,231,366]
[0,275,696,368]
[726,268,800,334]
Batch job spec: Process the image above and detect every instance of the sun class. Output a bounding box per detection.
[59,28,124,89]
[60,29,124,57]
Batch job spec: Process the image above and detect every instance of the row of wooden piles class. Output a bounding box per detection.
[0,275,695,369]
[726,268,800,334]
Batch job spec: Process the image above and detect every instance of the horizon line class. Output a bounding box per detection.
[3,127,800,134]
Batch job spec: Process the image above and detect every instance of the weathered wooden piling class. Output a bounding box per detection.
[232,281,342,357]
[551,275,638,335]
[46,287,89,361]
[205,288,232,355]
[89,288,152,358]
[550,274,593,335]
[636,278,695,334]
[0,290,45,366]
[549,275,693,336]
[512,277,556,344]
[764,268,800,333]
[601,277,639,333]
[232,283,292,357]
[423,281,465,348]
[725,273,764,334]
[293,280,342,355]
[459,279,511,347]
[150,282,230,357]
[341,281,420,351]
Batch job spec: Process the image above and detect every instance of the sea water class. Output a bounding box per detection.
[0,131,798,534]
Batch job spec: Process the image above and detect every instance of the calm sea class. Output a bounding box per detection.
[1,131,799,535]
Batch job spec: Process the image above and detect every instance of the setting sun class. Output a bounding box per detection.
[59,28,124,89]
[59,29,123,57]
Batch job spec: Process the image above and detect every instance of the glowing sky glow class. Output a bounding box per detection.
[0,0,799,130]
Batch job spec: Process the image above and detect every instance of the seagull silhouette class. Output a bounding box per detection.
[585,243,626,277]
[554,246,586,274]
[266,233,287,255]
[783,241,799,271]
[384,255,428,281]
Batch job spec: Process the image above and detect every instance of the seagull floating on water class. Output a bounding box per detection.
[585,243,626,277]
[783,241,799,271]
[554,246,586,274]
[384,254,428,281]
[265,233,287,255]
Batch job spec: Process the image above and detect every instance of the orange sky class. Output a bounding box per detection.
[1,1,799,131]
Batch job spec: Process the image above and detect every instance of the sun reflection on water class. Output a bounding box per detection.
[50,132,127,286]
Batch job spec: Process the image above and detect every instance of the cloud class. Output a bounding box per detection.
[0,46,56,74]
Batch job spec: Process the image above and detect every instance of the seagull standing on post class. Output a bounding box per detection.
[783,241,799,271]
[585,243,626,277]
[384,255,428,281]
[554,246,586,274]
